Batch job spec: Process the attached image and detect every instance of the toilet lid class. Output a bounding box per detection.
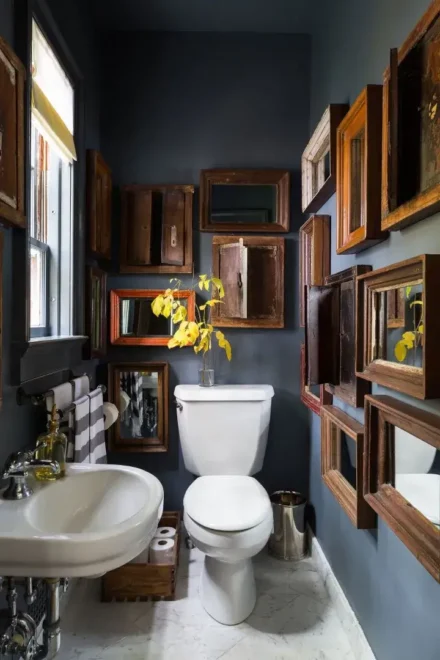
[395,474,440,526]
[184,476,271,532]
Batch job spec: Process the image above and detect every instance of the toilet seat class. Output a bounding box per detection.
[184,475,271,532]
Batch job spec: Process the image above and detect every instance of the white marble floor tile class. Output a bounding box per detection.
[57,545,360,660]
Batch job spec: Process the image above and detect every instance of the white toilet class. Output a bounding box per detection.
[175,384,274,625]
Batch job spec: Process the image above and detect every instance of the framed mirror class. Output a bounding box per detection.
[365,395,440,582]
[86,267,107,358]
[110,289,195,346]
[200,169,290,232]
[300,344,332,415]
[109,362,169,453]
[357,255,440,399]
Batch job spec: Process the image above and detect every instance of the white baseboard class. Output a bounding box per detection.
[311,535,376,660]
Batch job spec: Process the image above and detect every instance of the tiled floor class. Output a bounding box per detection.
[59,546,357,659]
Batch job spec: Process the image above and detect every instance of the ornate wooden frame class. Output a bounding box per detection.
[108,362,169,453]
[85,266,107,358]
[356,255,440,399]
[336,86,387,254]
[300,344,332,415]
[0,37,25,228]
[302,105,349,213]
[382,1,440,231]
[87,150,112,261]
[321,405,375,529]
[110,289,195,346]
[299,215,330,328]
[364,395,440,582]
[199,169,290,232]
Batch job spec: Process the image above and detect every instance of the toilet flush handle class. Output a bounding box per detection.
[175,399,183,411]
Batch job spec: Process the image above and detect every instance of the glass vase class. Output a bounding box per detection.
[199,352,214,387]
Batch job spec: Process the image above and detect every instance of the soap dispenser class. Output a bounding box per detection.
[34,405,67,481]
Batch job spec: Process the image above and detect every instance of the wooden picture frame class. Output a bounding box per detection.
[212,236,284,328]
[364,395,440,582]
[299,215,330,328]
[0,37,25,229]
[356,255,440,399]
[336,86,387,254]
[382,1,440,231]
[321,405,375,529]
[200,169,290,232]
[120,184,194,274]
[110,289,195,346]
[86,266,107,358]
[300,344,332,415]
[87,150,112,261]
[109,362,169,453]
[302,104,349,213]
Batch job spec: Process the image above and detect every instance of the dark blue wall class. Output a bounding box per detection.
[100,31,311,510]
[309,2,440,660]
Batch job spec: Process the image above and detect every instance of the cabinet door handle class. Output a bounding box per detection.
[170,225,177,247]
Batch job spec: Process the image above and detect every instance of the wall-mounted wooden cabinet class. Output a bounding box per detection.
[300,344,332,416]
[87,150,112,260]
[120,185,194,274]
[299,215,330,328]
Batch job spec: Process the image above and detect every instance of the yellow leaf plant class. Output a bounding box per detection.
[394,286,424,363]
[151,275,232,365]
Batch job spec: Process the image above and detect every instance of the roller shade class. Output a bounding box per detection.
[32,82,77,161]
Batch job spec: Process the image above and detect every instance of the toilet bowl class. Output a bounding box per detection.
[183,475,273,625]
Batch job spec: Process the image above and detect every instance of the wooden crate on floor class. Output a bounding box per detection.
[101,511,181,602]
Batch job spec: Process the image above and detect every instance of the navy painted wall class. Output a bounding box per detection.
[100,31,311,510]
[309,2,440,660]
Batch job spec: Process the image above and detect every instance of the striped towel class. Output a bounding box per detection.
[46,382,74,461]
[89,388,107,464]
[74,395,90,463]
[71,375,90,399]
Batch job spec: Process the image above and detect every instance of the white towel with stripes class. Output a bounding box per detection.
[74,395,90,463]
[46,382,75,461]
[89,388,107,464]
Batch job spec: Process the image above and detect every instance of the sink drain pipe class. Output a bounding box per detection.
[35,579,61,660]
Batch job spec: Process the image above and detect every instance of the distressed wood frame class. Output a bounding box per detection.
[321,405,376,529]
[336,86,387,254]
[364,395,440,582]
[87,150,112,261]
[109,362,169,453]
[299,215,330,328]
[200,169,290,232]
[300,343,332,415]
[302,104,349,213]
[356,255,440,399]
[110,289,195,346]
[382,1,440,231]
[85,266,107,358]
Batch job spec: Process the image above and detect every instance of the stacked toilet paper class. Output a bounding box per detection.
[149,526,176,564]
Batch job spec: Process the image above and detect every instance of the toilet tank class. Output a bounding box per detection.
[174,385,274,476]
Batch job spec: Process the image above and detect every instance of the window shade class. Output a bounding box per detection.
[32,83,77,161]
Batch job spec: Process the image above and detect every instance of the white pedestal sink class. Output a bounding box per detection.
[0,463,164,578]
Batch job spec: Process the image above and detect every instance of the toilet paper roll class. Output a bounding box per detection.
[149,538,175,564]
[103,402,119,430]
[154,526,176,540]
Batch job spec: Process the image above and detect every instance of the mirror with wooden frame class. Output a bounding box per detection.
[109,362,169,453]
[87,150,112,261]
[300,344,332,416]
[356,255,440,399]
[321,405,375,529]
[364,395,440,582]
[302,104,348,214]
[0,37,25,229]
[212,236,284,328]
[382,2,440,231]
[336,86,387,254]
[85,266,107,358]
[120,184,194,273]
[110,289,195,346]
[299,215,330,328]
[200,169,290,232]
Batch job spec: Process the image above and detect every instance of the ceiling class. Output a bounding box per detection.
[90,0,315,33]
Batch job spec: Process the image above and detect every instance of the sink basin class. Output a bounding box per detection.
[0,464,164,577]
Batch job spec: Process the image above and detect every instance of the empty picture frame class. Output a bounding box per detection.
[109,362,169,453]
[300,344,332,416]
[87,150,112,260]
[212,236,284,328]
[110,289,196,346]
[299,215,330,328]
[321,405,375,529]
[364,395,440,582]
[86,267,107,358]
[356,255,440,399]
[0,37,25,228]
[302,104,349,214]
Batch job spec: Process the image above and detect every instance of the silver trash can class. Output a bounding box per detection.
[268,491,307,561]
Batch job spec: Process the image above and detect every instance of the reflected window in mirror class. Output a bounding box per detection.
[120,298,188,338]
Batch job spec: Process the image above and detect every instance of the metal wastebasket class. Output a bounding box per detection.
[268,491,307,561]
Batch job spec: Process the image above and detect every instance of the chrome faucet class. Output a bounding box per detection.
[2,450,61,500]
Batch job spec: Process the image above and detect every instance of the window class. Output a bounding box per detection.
[29,20,76,338]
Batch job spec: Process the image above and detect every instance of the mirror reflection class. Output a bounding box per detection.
[349,128,365,232]
[391,424,440,530]
[307,383,321,398]
[210,184,276,225]
[119,370,159,439]
[379,284,424,366]
[120,299,186,337]
[339,431,357,489]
